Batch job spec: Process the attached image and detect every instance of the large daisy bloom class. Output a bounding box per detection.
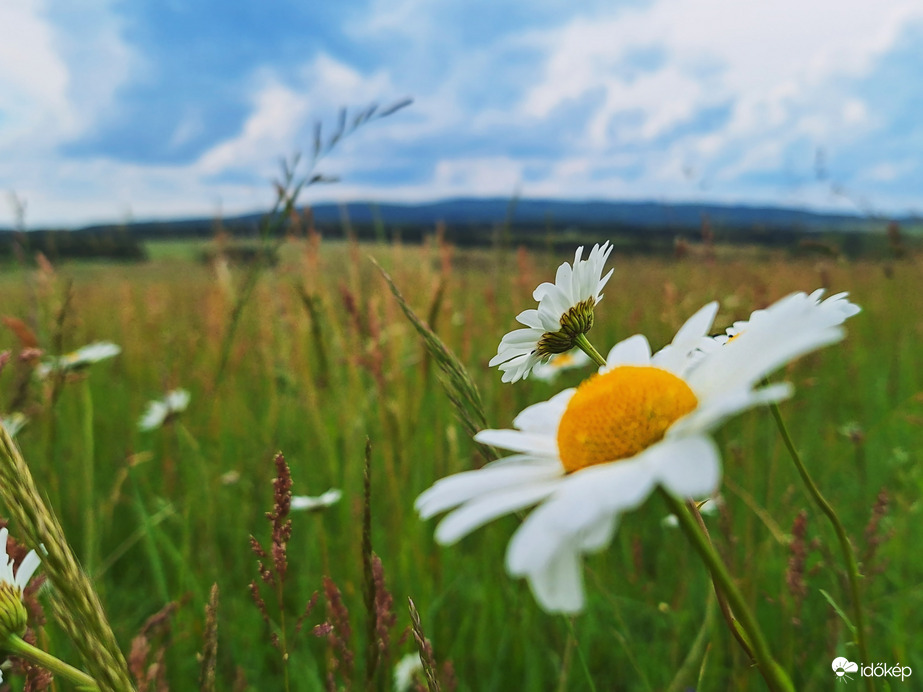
[0,528,40,638]
[489,242,613,383]
[417,292,858,613]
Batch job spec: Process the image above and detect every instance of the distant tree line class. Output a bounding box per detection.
[0,212,911,263]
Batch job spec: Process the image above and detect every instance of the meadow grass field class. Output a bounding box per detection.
[0,235,920,691]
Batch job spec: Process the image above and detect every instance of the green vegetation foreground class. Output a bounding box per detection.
[0,238,919,690]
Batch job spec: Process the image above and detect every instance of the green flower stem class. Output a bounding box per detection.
[659,489,794,692]
[768,401,872,692]
[573,333,607,368]
[687,501,756,663]
[81,378,97,573]
[5,634,99,690]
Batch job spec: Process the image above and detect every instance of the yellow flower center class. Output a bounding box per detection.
[552,353,575,368]
[556,366,698,472]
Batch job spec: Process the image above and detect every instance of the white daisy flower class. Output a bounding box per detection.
[489,242,613,383]
[0,527,41,637]
[418,293,857,613]
[0,413,27,438]
[530,348,592,383]
[393,652,424,692]
[37,341,121,380]
[138,388,191,431]
[290,489,342,512]
[716,289,860,345]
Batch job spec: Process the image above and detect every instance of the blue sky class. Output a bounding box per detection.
[2,0,923,227]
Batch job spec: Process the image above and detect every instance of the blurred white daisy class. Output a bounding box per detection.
[418,292,857,613]
[138,389,191,431]
[490,242,613,383]
[290,489,342,512]
[0,413,27,438]
[662,495,722,528]
[37,341,121,379]
[530,348,592,383]
[0,527,40,637]
[393,652,424,692]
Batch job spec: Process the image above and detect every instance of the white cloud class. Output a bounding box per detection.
[0,1,73,147]
[197,55,398,177]
[521,0,923,159]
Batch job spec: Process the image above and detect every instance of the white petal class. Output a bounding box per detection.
[653,302,718,374]
[416,460,563,519]
[512,389,574,433]
[688,293,847,399]
[602,335,652,372]
[578,514,618,553]
[15,550,40,591]
[515,309,544,329]
[435,480,561,545]
[671,383,793,435]
[648,436,722,499]
[507,459,657,575]
[523,546,584,613]
[473,429,558,457]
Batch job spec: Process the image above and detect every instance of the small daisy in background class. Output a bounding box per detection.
[36,341,121,380]
[490,242,613,383]
[0,413,27,439]
[393,652,424,692]
[530,348,592,383]
[138,388,191,431]
[662,495,723,528]
[418,292,858,613]
[0,527,40,638]
[290,489,342,512]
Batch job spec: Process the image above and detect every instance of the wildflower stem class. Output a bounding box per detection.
[659,489,794,692]
[80,378,97,573]
[5,634,99,690]
[768,401,872,692]
[572,333,607,368]
[564,616,598,692]
[686,501,755,662]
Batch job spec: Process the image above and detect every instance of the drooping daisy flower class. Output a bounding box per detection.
[290,489,342,512]
[36,341,121,380]
[138,389,191,431]
[418,292,857,613]
[0,528,40,638]
[530,348,592,383]
[489,242,613,383]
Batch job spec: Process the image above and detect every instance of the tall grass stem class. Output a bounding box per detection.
[768,401,872,692]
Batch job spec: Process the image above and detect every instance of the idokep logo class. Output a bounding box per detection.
[832,658,859,682]
[832,657,913,683]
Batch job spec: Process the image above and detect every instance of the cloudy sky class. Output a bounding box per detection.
[3,0,923,227]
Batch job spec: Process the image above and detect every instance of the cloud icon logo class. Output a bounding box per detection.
[832,657,859,680]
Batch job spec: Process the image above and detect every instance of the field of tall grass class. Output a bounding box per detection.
[0,234,920,690]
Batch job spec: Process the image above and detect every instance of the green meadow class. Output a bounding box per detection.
[0,236,920,690]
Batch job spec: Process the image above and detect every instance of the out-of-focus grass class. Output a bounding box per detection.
[0,238,920,690]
